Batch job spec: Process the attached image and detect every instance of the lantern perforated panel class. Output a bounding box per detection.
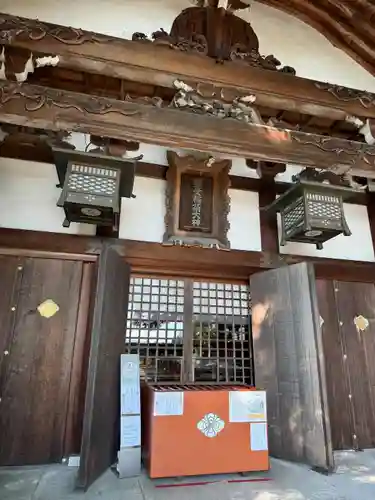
[68,164,117,196]
[284,197,304,236]
[306,193,342,229]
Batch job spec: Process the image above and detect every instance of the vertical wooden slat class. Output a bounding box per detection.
[77,244,130,490]
[316,280,353,450]
[250,262,333,471]
[64,262,94,457]
[183,279,194,383]
[293,264,333,470]
[0,258,83,466]
[334,281,375,449]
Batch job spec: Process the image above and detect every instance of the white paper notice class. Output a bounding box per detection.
[121,356,139,383]
[154,391,184,416]
[229,391,267,423]
[250,422,268,451]
[121,386,140,415]
[120,415,141,448]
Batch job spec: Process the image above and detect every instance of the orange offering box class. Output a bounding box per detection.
[143,384,269,479]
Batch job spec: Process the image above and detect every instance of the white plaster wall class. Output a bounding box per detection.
[278,203,375,262]
[228,189,261,251]
[2,0,375,90]
[119,177,165,242]
[118,177,262,251]
[0,157,96,235]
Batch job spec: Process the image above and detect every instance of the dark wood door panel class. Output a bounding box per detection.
[334,281,375,449]
[0,258,83,466]
[251,263,333,471]
[316,280,352,451]
[78,245,130,490]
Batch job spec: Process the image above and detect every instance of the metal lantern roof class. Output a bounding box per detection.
[263,180,358,215]
[52,146,141,198]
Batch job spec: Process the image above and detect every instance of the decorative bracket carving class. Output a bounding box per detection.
[164,151,231,249]
[171,79,264,124]
[246,159,286,179]
[314,81,375,109]
[0,46,59,83]
[132,5,295,73]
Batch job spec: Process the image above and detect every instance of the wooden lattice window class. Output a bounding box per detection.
[192,281,252,384]
[125,276,253,385]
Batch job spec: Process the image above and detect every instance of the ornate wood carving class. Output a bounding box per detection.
[291,134,375,174]
[132,6,295,73]
[292,167,367,191]
[359,118,375,145]
[314,82,375,109]
[0,14,109,45]
[5,2,375,77]
[246,159,286,179]
[164,151,231,249]
[0,82,140,116]
[171,80,264,124]
[89,136,140,157]
[4,14,375,125]
[0,46,59,82]
[3,82,375,174]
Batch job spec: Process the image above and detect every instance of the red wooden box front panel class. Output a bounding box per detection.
[147,388,269,478]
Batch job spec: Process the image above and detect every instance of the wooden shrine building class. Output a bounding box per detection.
[1,0,375,490]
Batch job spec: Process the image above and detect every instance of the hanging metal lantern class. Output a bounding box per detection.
[52,147,141,229]
[263,179,357,250]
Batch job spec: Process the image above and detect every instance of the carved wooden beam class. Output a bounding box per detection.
[2,13,375,122]
[1,82,375,174]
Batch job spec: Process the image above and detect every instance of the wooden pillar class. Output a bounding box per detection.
[247,160,286,253]
[258,180,279,253]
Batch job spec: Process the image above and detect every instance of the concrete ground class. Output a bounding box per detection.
[1,450,375,500]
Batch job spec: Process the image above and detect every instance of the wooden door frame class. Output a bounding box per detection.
[0,247,97,262]
[0,228,375,283]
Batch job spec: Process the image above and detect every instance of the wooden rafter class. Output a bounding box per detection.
[2,13,375,124]
[257,0,375,76]
[1,82,375,174]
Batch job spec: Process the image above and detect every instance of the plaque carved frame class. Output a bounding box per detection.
[163,151,231,249]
